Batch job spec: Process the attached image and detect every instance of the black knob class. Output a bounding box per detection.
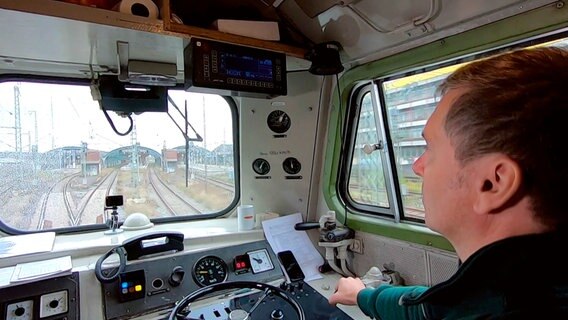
[49,299,59,308]
[14,306,25,316]
[270,309,284,320]
[169,266,185,287]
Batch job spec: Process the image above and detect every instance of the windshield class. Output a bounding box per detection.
[0,81,237,232]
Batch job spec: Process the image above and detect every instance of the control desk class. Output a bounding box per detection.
[0,236,365,320]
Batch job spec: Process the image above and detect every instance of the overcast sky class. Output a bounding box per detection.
[0,82,233,153]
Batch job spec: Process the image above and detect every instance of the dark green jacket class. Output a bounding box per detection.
[357,232,568,319]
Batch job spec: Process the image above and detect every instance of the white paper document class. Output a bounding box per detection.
[0,232,55,258]
[10,256,72,284]
[262,213,324,281]
[0,267,14,288]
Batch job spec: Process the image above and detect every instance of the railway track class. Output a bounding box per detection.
[73,170,119,226]
[37,173,81,230]
[148,168,202,216]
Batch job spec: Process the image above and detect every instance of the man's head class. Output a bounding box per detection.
[413,47,568,243]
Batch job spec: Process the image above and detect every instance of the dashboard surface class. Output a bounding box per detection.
[0,236,362,320]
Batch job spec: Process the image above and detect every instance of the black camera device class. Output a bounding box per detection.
[105,195,124,208]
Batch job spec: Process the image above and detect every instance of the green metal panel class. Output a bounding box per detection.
[323,3,568,251]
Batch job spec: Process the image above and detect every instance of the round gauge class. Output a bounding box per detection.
[248,249,274,274]
[282,157,301,175]
[267,110,291,134]
[252,158,270,175]
[192,256,228,287]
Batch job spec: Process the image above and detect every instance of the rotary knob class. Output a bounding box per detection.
[14,306,25,316]
[270,309,284,320]
[169,266,185,287]
[49,299,59,308]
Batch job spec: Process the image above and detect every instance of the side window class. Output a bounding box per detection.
[0,81,237,232]
[342,35,568,224]
[381,71,451,220]
[347,92,390,209]
[343,67,460,221]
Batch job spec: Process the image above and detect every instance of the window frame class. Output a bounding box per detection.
[0,76,240,235]
[338,83,399,219]
[339,29,568,225]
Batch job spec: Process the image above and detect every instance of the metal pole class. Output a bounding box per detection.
[33,111,38,148]
[185,100,189,188]
[13,85,21,152]
[30,110,38,185]
[202,96,207,191]
[51,98,55,149]
[82,142,87,184]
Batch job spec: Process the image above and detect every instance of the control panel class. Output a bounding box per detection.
[100,240,353,320]
[101,240,284,319]
[181,280,353,320]
[230,281,352,320]
[0,273,79,320]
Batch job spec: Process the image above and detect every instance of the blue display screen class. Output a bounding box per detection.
[220,53,273,81]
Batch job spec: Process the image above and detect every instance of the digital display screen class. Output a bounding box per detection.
[186,38,287,97]
[234,254,251,274]
[219,53,273,81]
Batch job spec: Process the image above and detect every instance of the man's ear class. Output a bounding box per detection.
[472,155,522,215]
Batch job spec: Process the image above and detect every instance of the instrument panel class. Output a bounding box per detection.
[0,240,353,320]
[0,273,80,320]
[100,240,284,320]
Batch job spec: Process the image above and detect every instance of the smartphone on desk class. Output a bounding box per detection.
[277,250,305,282]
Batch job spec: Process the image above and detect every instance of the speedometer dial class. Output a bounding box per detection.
[282,157,301,175]
[252,158,270,175]
[267,110,291,134]
[192,256,228,287]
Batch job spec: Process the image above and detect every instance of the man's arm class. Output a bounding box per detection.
[358,284,428,319]
[329,277,428,319]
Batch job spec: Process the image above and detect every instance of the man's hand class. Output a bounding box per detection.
[328,277,365,306]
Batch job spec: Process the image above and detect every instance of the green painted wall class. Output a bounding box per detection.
[323,3,568,251]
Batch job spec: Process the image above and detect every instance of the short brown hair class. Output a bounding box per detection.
[439,46,568,227]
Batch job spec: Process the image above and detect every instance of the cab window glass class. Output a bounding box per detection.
[382,37,568,221]
[0,81,236,232]
[382,68,452,220]
[346,36,568,222]
[347,92,389,208]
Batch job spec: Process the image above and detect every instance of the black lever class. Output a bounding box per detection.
[294,222,320,230]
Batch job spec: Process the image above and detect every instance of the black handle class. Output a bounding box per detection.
[122,232,184,261]
[294,222,320,230]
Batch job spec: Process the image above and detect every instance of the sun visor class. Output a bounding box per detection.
[99,76,168,114]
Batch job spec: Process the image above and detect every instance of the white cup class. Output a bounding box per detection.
[237,205,255,231]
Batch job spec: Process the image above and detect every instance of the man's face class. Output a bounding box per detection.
[412,89,475,237]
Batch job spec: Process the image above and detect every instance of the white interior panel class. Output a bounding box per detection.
[352,231,458,286]
[239,72,323,218]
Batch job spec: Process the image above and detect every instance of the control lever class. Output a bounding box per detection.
[297,211,356,277]
[294,222,320,230]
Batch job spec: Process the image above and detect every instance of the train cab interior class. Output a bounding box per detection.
[1,0,568,319]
